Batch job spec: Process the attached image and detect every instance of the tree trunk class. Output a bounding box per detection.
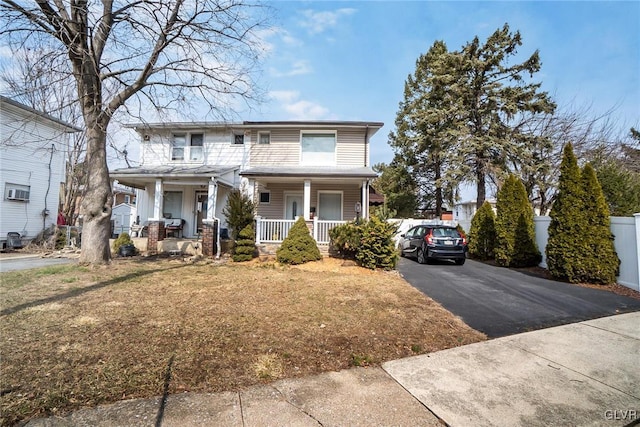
[78,125,113,264]
[434,158,443,217]
[476,161,486,210]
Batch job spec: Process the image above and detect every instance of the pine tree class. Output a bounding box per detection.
[232,224,257,262]
[494,174,540,267]
[546,143,588,282]
[468,201,496,260]
[223,188,256,241]
[580,163,620,284]
[276,217,322,265]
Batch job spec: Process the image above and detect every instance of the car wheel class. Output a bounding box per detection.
[417,248,427,264]
[455,258,466,266]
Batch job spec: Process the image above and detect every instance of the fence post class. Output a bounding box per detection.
[635,213,640,292]
[255,216,262,244]
[313,216,318,242]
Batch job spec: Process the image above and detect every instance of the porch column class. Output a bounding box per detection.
[152,178,163,220]
[202,177,219,258]
[362,180,369,219]
[304,179,311,220]
[246,178,256,203]
[147,178,165,254]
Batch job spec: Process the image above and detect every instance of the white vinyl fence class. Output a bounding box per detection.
[534,214,640,292]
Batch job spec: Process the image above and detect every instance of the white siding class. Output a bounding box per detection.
[140,129,246,167]
[1,105,69,241]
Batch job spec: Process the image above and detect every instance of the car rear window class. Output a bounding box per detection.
[432,228,460,238]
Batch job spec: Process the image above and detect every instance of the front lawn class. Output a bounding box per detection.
[0,257,485,425]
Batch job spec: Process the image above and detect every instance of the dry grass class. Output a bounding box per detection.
[0,256,485,425]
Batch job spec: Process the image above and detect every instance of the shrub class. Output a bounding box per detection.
[233,224,257,262]
[328,222,362,259]
[579,163,620,284]
[468,201,496,260]
[276,217,322,265]
[355,216,399,270]
[223,188,256,241]
[495,174,541,267]
[546,143,589,282]
[111,232,136,256]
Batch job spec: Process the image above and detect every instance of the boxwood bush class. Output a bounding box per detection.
[233,224,257,262]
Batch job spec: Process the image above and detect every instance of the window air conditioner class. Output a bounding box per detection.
[7,189,29,201]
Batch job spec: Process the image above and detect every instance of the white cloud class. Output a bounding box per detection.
[269,90,330,120]
[298,8,357,35]
[254,27,303,55]
[270,60,313,77]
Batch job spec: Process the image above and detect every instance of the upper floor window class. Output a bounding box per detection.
[233,133,244,145]
[124,195,131,204]
[171,133,204,161]
[301,132,336,166]
[258,132,270,145]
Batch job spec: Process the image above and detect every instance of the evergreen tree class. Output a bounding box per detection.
[372,161,418,217]
[453,24,556,209]
[494,174,540,267]
[580,164,620,284]
[232,224,257,262]
[276,217,322,265]
[387,40,460,216]
[223,188,256,241]
[468,201,496,260]
[546,143,587,282]
[594,161,640,216]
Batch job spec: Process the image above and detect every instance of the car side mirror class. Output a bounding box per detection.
[400,233,405,238]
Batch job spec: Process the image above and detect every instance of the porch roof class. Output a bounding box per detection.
[110,164,238,189]
[240,166,378,179]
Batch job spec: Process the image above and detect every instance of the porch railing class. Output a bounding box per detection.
[255,217,346,245]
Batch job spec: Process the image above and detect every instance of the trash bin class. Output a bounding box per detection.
[7,232,23,249]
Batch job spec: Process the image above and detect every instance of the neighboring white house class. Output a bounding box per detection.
[453,198,497,232]
[0,96,80,249]
[110,121,383,246]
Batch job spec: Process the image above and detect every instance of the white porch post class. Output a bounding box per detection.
[152,178,163,220]
[207,178,218,221]
[304,179,311,221]
[362,180,369,219]
[246,178,256,203]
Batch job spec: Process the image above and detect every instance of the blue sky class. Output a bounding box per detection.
[250,1,640,167]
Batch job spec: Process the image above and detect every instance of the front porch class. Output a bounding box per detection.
[255,217,346,245]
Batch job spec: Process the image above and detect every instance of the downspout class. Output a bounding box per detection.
[211,177,221,259]
[364,125,369,167]
[42,144,55,232]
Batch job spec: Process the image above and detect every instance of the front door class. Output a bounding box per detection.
[285,194,304,220]
[195,192,208,235]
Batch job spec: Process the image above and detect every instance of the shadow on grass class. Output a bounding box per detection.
[0,264,186,317]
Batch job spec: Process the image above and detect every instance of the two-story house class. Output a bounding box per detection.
[0,95,80,250]
[110,120,383,256]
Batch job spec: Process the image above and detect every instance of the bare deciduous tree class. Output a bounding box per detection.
[1,0,269,264]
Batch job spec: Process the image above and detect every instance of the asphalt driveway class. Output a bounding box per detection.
[398,257,640,338]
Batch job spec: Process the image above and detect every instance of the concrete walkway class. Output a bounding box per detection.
[26,312,640,427]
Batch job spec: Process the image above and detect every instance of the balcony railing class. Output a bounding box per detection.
[255,217,346,245]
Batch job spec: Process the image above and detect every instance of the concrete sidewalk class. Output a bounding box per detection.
[27,312,640,427]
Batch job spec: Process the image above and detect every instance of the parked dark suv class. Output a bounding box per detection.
[398,225,467,265]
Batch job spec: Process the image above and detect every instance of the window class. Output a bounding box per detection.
[5,184,30,201]
[301,132,336,165]
[258,132,270,144]
[259,191,270,204]
[124,195,131,204]
[318,191,342,220]
[163,191,183,219]
[233,133,244,145]
[171,133,204,161]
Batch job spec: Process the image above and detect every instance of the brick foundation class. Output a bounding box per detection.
[202,220,218,258]
[147,221,165,255]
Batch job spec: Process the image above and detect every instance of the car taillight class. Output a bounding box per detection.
[425,232,433,244]
[461,235,467,245]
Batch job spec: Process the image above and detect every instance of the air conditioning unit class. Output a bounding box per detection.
[7,189,29,201]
